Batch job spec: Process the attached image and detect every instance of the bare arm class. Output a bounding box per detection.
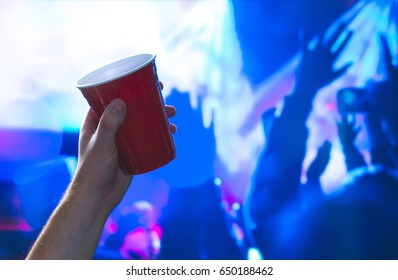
[26,99,131,259]
[27,98,176,259]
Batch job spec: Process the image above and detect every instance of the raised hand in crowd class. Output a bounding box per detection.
[294,23,353,99]
[337,115,367,171]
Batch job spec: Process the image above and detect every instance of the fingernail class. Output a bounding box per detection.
[110,99,126,116]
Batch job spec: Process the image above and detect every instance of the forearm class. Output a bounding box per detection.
[252,97,310,220]
[265,93,310,165]
[281,91,314,122]
[26,188,111,260]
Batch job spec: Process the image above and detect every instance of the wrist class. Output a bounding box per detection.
[66,181,114,219]
[341,142,358,152]
[293,82,319,99]
[281,94,313,120]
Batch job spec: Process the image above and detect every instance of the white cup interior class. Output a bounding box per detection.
[76,53,155,88]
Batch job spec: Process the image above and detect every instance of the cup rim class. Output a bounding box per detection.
[76,53,155,88]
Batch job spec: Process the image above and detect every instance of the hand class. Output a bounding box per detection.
[295,23,353,96]
[337,114,367,171]
[26,90,176,259]
[70,98,177,212]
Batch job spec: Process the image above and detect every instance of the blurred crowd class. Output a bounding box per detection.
[249,22,398,259]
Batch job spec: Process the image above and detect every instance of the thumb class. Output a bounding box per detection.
[95,98,126,150]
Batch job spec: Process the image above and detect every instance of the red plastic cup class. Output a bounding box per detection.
[76,54,176,174]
